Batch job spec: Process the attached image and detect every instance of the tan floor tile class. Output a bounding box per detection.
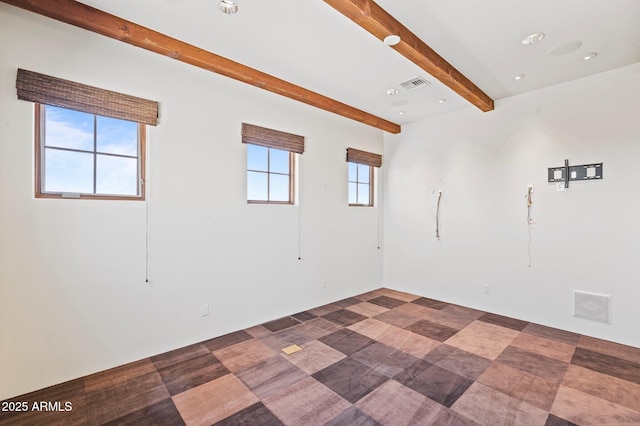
[451,382,548,426]
[550,385,640,425]
[377,288,421,302]
[392,302,438,320]
[213,339,277,373]
[577,335,640,363]
[509,332,575,363]
[244,325,271,338]
[262,376,350,425]
[283,340,346,374]
[562,364,640,412]
[346,301,390,317]
[347,317,393,340]
[293,317,343,340]
[377,326,440,358]
[445,321,519,360]
[477,362,559,411]
[172,374,258,425]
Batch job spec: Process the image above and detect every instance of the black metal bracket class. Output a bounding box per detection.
[548,160,602,188]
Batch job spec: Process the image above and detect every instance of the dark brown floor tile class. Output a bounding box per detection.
[262,316,302,332]
[325,406,382,426]
[319,329,377,356]
[236,356,307,399]
[202,330,253,352]
[395,360,473,407]
[405,319,460,342]
[373,309,420,328]
[291,311,316,322]
[545,413,577,426]
[212,402,284,426]
[368,295,406,309]
[497,346,569,383]
[150,342,210,370]
[323,309,368,327]
[571,347,640,385]
[411,297,449,310]
[157,352,230,396]
[378,288,421,302]
[422,343,458,363]
[86,370,169,425]
[577,335,640,363]
[84,359,156,393]
[0,379,87,426]
[351,342,419,378]
[477,312,529,331]
[308,303,342,317]
[101,398,185,426]
[312,357,389,403]
[434,348,492,381]
[523,323,581,346]
[334,296,363,308]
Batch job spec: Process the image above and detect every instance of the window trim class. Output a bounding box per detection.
[348,162,374,207]
[246,144,295,205]
[34,103,146,201]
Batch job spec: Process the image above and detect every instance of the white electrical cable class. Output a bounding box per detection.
[435,190,443,240]
[526,186,533,268]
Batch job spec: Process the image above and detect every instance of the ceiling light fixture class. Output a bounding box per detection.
[521,32,545,46]
[513,74,525,81]
[582,52,598,61]
[437,98,447,104]
[384,35,401,46]
[398,111,406,115]
[386,88,399,96]
[218,0,238,14]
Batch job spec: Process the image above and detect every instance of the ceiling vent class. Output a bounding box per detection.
[400,76,431,91]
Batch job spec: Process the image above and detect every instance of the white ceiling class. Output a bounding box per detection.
[77,0,640,127]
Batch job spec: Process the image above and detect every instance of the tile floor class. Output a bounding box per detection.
[2,288,640,425]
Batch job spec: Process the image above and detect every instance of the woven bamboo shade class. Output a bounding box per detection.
[346,147,382,168]
[16,69,158,126]
[241,123,304,154]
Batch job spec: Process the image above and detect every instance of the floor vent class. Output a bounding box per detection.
[573,290,611,323]
[400,76,431,91]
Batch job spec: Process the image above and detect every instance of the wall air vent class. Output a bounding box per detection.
[400,76,431,91]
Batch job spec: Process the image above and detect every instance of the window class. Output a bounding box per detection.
[346,147,382,207]
[348,162,373,206]
[247,144,293,203]
[36,104,145,199]
[16,68,158,200]
[242,123,304,204]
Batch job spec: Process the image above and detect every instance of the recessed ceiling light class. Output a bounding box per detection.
[513,74,525,81]
[390,100,408,107]
[521,32,545,46]
[384,35,401,46]
[437,98,447,104]
[386,88,399,96]
[582,52,598,61]
[398,111,406,115]
[218,0,238,14]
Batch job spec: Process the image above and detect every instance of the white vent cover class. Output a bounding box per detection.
[400,76,431,91]
[573,290,611,323]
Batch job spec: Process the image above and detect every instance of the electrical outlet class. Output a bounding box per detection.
[201,304,209,317]
[321,279,327,288]
[484,284,491,295]
[556,182,565,192]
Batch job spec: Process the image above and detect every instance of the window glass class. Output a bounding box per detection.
[247,144,293,204]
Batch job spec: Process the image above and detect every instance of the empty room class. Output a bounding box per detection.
[1,0,639,425]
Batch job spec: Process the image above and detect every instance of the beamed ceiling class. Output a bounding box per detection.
[2,0,639,133]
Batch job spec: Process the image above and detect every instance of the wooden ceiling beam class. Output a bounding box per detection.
[1,0,401,134]
[324,0,495,112]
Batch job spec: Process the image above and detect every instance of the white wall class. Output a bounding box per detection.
[0,5,383,400]
[384,63,640,348]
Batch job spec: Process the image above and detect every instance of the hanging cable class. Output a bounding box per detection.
[145,194,150,283]
[435,190,443,240]
[526,186,533,267]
